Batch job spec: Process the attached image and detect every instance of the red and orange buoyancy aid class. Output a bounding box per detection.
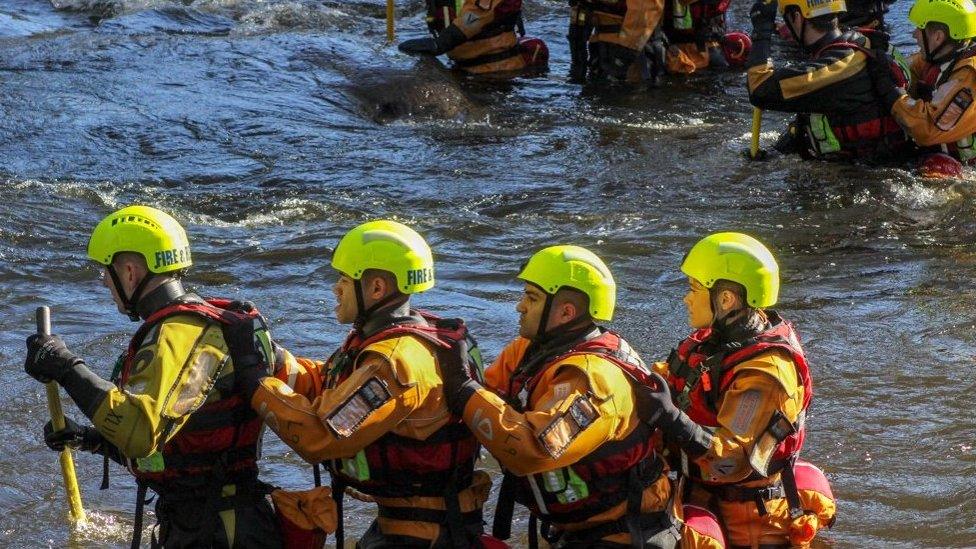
[323,312,485,544]
[666,312,816,519]
[806,34,911,159]
[116,297,273,492]
[427,0,526,71]
[501,330,663,531]
[667,312,811,467]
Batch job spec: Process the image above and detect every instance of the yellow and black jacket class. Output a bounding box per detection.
[748,30,910,160]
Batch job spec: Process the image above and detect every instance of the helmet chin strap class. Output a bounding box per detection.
[921,30,960,65]
[785,13,806,50]
[108,265,156,322]
[353,279,407,330]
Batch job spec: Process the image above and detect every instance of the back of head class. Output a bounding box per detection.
[780,0,847,31]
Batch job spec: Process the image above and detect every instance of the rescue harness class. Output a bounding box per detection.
[665,311,812,521]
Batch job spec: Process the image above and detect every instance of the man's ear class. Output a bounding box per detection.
[366,273,392,301]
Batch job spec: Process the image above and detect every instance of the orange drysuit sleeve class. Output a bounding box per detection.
[272,347,325,401]
[603,0,665,51]
[460,366,615,476]
[251,351,417,463]
[893,59,976,147]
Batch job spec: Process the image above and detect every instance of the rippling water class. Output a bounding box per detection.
[1,1,974,547]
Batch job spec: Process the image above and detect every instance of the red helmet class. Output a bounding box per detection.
[518,36,549,68]
[918,152,964,179]
[722,32,752,67]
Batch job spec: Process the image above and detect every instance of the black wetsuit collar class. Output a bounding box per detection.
[710,310,770,346]
[806,29,845,55]
[358,301,424,339]
[518,323,600,375]
[135,279,196,320]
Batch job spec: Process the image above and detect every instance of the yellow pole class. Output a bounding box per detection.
[37,306,87,525]
[750,108,762,159]
[386,0,395,44]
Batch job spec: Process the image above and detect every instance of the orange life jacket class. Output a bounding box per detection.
[502,330,661,525]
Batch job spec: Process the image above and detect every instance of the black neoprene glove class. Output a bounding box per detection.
[399,25,467,56]
[867,50,906,112]
[634,372,712,458]
[439,338,480,417]
[44,417,104,453]
[24,333,84,384]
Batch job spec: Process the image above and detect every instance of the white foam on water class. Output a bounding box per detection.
[579,113,709,131]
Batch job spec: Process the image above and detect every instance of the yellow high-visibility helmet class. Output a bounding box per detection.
[681,232,780,308]
[778,0,847,18]
[517,245,616,321]
[331,220,435,294]
[88,205,192,274]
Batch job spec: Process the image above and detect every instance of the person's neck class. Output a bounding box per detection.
[804,27,839,51]
[135,278,190,320]
[358,298,417,337]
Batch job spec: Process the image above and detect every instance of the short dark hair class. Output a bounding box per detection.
[362,268,403,296]
[710,279,748,310]
[554,287,591,319]
[111,251,185,279]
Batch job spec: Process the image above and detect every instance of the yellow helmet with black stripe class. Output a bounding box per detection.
[778,0,847,18]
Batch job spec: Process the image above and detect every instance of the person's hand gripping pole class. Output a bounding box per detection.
[37,306,87,525]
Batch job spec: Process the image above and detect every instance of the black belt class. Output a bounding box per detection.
[702,481,786,503]
[453,46,522,69]
[595,24,622,33]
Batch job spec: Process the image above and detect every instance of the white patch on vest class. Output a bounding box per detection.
[729,389,762,435]
[472,408,494,441]
[276,381,295,396]
[326,377,391,438]
[539,396,598,459]
[936,88,973,131]
[552,382,571,400]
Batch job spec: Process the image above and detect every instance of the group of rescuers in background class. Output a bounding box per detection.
[397,0,976,177]
[25,204,838,549]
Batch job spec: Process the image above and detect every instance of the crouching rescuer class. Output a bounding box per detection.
[398,0,549,74]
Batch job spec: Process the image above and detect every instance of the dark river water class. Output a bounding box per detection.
[1,0,974,547]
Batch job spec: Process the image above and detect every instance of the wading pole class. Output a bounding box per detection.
[750,107,763,159]
[37,306,87,525]
[387,0,395,43]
